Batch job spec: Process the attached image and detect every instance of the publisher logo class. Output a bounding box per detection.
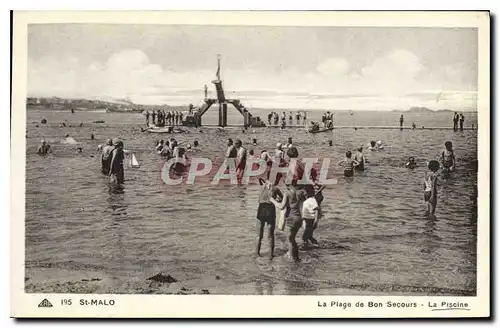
[38,299,53,308]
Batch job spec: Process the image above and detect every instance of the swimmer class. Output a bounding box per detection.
[91,133,95,140]
[37,139,51,156]
[171,140,188,167]
[160,142,172,158]
[235,139,247,182]
[338,151,359,177]
[65,133,70,138]
[193,140,199,147]
[155,139,165,153]
[270,183,307,262]
[101,138,114,175]
[406,157,417,169]
[260,150,270,163]
[424,160,440,216]
[226,138,237,158]
[41,117,47,124]
[97,144,104,152]
[286,137,293,148]
[252,138,257,146]
[328,140,333,147]
[275,143,285,162]
[109,138,125,184]
[353,147,365,171]
[256,172,283,259]
[368,140,383,151]
[76,147,83,153]
[186,144,193,152]
[441,141,456,172]
[301,185,321,248]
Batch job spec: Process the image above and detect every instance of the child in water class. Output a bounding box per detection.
[338,151,359,177]
[441,141,456,172]
[406,156,417,169]
[256,174,283,259]
[424,160,440,217]
[301,185,325,248]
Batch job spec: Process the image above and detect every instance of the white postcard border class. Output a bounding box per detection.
[10,10,490,318]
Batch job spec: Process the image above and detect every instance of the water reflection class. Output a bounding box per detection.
[421,214,440,256]
[105,189,129,270]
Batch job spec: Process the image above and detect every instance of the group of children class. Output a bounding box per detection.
[253,141,325,262]
[154,138,194,170]
[253,138,460,261]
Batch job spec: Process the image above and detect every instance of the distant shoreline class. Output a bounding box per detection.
[26,105,477,114]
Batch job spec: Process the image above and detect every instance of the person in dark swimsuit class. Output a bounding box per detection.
[109,138,125,184]
[271,184,307,262]
[405,156,417,169]
[37,139,51,156]
[441,141,456,172]
[226,138,237,158]
[256,174,283,259]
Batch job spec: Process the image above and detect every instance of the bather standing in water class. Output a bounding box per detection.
[441,141,456,172]
[353,147,365,171]
[226,138,237,158]
[101,138,114,174]
[256,174,283,259]
[109,139,125,184]
[338,151,359,177]
[270,184,307,262]
[424,160,440,216]
[235,139,247,183]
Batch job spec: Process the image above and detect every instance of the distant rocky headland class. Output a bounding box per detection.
[26,96,187,112]
[392,106,476,113]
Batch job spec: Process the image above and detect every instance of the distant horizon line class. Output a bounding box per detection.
[25,94,478,111]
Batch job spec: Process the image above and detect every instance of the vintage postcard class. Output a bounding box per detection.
[11,11,490,318]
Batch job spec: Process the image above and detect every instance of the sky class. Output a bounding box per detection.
[27,24,478,110]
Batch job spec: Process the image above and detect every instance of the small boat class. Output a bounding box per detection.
[129,152,140,168]
[308,127,334,134]
[144,126,187,134]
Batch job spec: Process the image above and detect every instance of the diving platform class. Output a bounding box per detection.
[188,55,264,128]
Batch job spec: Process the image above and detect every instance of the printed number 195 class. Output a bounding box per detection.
[61,299,72,306]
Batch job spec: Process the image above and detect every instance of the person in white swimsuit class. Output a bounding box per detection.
[424,160,440,216]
